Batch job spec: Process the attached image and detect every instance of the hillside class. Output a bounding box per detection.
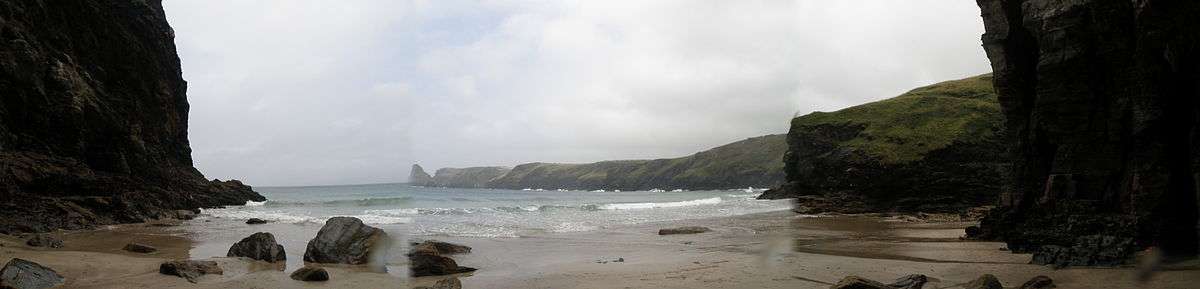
[759,74,1006,213]
[414,134,786,191]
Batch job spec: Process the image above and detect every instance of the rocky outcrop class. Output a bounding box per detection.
[158,260,222,283]
[0,258,64,289]
[431,167,510,188]
[409,164,435,186]
[408,240,475,277]
[974,0,1200,261]
[303,217,387,265]
[227,232,286,263]
[0,0,265,234]
[760,75,1006,213]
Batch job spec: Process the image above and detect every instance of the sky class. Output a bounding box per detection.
[163,0,991,187]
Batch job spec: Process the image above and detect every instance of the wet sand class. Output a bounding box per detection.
[2,212,1198,288]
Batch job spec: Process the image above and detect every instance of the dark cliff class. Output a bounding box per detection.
[974,0,1199,264]
[0,0,264,233]
[759,75,1007,213]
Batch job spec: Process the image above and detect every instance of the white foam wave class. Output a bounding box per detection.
[202,209,319,224]
[244,200,267,207]
[598,197,722,210]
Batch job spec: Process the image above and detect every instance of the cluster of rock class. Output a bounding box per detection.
[972,0,1200,265]
[408,240,477,277]
[829,274,1054,289]
[0,0,265,234]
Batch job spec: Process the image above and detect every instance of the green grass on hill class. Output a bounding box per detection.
[791,74,999,164]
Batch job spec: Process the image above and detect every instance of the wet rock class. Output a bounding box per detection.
[245,218,268,225]
[123,243,157,253]
[1017,276,1055,289]
[658,226,711,235]
[410,240,471,255]
[227,232,286,263]
[24,235,62,248]
[289,266,329,282]
[888,274,927,289]
[0,258,65,289]
[964,274,1001,289]
[413,278,462,289]
[158,260,222,283]
[303,217,386,264]
[830,276,889,289]
[174,210,198,220]
[409,253,477,277]
[1030,235,1133,268]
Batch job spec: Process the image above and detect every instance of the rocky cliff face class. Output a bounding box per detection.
[431,167,510,188]
[0,0,264,233]
[409,164,434,186]
[975,0,1199,262]
[759,75,1007,213]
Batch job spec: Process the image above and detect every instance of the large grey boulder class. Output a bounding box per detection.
[303,217,386,264]
[227,232,286,262]
[159,260,222,283]
[0,258,64,289]
[289,266,329,282]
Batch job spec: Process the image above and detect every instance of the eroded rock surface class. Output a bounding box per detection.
[227,232,286,263]
[289,266,329,282]
[158,260,222,283]
[0,258,64,289]
[303,217,386,265]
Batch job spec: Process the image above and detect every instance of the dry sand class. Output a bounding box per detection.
[2,212,1198,288]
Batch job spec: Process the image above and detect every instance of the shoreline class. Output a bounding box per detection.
[2,211,1198,288]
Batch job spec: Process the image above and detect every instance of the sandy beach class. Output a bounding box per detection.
[1,211,1197,289]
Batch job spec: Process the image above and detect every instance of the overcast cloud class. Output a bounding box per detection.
[164,0,990,186]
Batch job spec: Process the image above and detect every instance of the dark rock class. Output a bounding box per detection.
[289,266,329,282]
[158,260,222,283]
[24,235,62,248]
[1017,276,1055,289]
[303,217,386,265]
[410,240,471,255]
[413,278,462,289]
[830,276,889,289]
[245,218,268,225]
[887,274,927,289]
[761,75,1005,215]
[963,274,1001,289]
[964,226,982,239]
[0,258,65,289]
[123,243,157,254]
[174,210,198,221]
[658,226,711,235]
[1030,235,1133,268]
[976,0,1200,260]
[409,253,477,277]
[0,0,266,234]
[227,232,286,263]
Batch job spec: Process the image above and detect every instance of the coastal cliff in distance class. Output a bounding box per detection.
[0,0,264,233]
[413,134,786,191]
[974,0,1199,264]
[759,75,1007,213]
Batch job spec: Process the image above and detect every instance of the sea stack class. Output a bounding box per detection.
[0,0,265,234]
[410,164,435,186]
[975,0,1200,262]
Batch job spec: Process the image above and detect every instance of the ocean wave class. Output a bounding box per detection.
[598,197,722,210]
[247,196,415,208]
[202,209,411,225]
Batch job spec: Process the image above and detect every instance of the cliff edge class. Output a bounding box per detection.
[0,0,264,233]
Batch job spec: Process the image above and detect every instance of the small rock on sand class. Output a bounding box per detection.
[227,232,286,262]
[830,276,889,289]
[290,266,329,282]
[413,278,462,289]
[24,234,63,248]
[410,240,471,255]
[159,260,222,283]
[123,243,157,253]
[0,258,65,289]
[1018,276,1055,289]
[409,253,477,277]
[245,218,268,225]
[888,274,927,289]
[658,226,711,235]
[964,274,1002,289]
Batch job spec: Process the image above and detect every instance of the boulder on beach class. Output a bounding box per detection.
[1018,276,1055,289]
[227,232,286,263]
[159,260,222,283]
[290,266,329,282]
[658,226,711,235]
[830,276,889,289]
[303,217,387,264]
[0,258,65,289]
[123,243,157,254]
[964,274,1002,289]
[24,234,63,248]
[888,274,928,289]
[410,240,472,255]
[409,253,477,277]
[245,218,268,225]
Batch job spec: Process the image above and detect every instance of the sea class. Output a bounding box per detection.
[184,183,791,269]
